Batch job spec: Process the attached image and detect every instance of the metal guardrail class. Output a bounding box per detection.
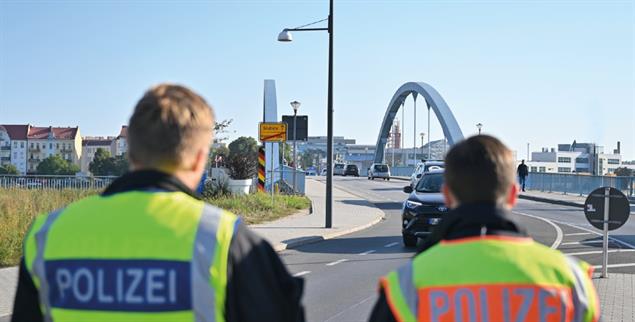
[526,172,634,197]
[0,175,117,190]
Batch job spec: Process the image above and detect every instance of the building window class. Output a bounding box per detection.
[575,158,588,164]
[558,167,571,173]
[608,168,616,173]
[14,141,17,148]
[530,167,537,172]
[20,142,24,148]
[539,167,546,172]
[557,157,571,163]
[30,143,34,148]
[49,143,53,149]
[607,159,620,165]
[56,143,59,149]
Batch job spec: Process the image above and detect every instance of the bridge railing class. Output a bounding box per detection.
[0,175,117,190]
[526,172,634,197]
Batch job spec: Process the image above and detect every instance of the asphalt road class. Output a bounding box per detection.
[282,176,635,322]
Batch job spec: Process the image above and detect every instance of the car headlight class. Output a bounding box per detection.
[405,200,422,208]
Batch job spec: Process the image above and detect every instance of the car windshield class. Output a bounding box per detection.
[335,164,345,169]
[374,165,388,172]
[415,173,443,193]
[346,165,357,170]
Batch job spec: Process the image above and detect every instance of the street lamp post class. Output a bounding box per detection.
[476,123,483,135]
[278,1,333,228]
[290,100,301,194]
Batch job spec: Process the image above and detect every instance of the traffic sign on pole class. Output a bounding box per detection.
[584,187,630,278]
[259,122,287,142]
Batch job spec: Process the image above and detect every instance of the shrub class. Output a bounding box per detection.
[226,137,258,180]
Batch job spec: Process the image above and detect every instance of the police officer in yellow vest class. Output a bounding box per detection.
[369,135,599,322]
[12,84,305,322]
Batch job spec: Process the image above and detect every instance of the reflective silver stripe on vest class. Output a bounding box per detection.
[397,263,418,316]
[565,256,594,322]
[32,208,65,322]
[191,204,223,322]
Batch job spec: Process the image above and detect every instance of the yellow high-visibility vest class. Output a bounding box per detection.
[24,190,238,322]
[381,235,600,322]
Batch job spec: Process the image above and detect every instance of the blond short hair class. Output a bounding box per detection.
[128,84,214,169]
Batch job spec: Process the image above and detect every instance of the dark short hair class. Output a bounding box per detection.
[444,135,515,204]
[128,84,214,168]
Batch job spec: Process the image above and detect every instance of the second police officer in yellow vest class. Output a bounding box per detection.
[369,135,599,322]
[12,84,305,322]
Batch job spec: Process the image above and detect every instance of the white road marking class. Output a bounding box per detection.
[324,295,376,322]
[550,220,635,250]
[292,271,311,277]
[326,259,348,266]
[561,240,605,245]
[359,250,376,255]
[384,242,399,248]
[513,211,563,249]
[565,232,592,236]
[565,249,635,256]
[592,263,635,269]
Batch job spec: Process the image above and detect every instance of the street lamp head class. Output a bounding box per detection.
[277,29,293,42]
[290,100,301,112]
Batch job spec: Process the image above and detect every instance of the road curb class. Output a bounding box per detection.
[272,212,385,252]
[519,194,584,208]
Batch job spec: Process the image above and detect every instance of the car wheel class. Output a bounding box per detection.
[403,234,417,247]
[387,178,390,181]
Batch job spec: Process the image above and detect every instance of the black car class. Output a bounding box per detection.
[401,169,448,247]
[344,164,359,177]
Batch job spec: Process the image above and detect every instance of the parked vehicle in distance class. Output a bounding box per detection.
[333,163,346,176]
[410,160,444,187]
[401,169,447,247]
[320,168,327,176]
[368,163,391,180]
[305,167,317,176]
[343,164,359,177]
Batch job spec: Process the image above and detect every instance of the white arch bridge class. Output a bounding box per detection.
[374,82,464,164]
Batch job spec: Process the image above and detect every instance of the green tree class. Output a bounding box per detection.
[614,167,633,177]
[89,149,128,176]
[227,137,258,179]
[299,149,325,169]
[281,143,292,165]
[37,155,79,175]
[0,164,19,174]
[214,119,234,144]
[209,145,230,168]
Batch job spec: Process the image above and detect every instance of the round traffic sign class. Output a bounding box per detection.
[584,187,630,231]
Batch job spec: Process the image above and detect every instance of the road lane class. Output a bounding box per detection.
[283,177,561,321]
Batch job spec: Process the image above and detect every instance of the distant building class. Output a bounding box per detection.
[387,119,401,149]
[344,145,376,173]
[0,124,82,174]
[297,136,356,162]
[527,141,623,175]
[112,126,128,156]
[0,125,28,174]
[81,137,116,174]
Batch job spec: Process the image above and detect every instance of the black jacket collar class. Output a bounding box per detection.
[102,170,199,199]
[418,202,527,253]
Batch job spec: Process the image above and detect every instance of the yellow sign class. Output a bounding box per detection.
[259,122,287,142]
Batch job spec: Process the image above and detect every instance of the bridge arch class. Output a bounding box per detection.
[374,82,464,163]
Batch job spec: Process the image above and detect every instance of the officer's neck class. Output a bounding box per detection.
[130,164,200,191]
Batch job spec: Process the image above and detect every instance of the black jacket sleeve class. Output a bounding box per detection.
[368,288,397,322]
[225,221,305,322]
[11,258,43,322]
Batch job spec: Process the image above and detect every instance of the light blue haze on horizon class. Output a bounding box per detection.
[1,0,633,159]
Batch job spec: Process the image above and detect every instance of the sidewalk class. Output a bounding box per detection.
[252,178,385,251]
[0,178,385,319]
[593,273,635,321]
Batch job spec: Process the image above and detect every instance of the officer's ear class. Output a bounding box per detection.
[442,184,459,209]
[505,183,519,209]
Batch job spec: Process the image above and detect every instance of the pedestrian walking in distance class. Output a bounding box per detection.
[12,84,305,322]
[517,159,529,192]
[369,135,599,322]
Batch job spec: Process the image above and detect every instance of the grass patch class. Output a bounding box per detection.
[0,188,310,267]
[0,188,98,267]
[205,192,311,225]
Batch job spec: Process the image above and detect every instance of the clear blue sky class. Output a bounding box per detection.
[1,0,633,159]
